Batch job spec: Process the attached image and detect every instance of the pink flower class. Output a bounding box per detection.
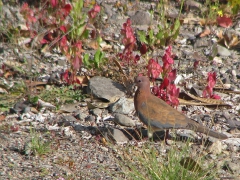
[202,72,220,99]
[160,77,169,90]
[121,18,136,52]
[207,72,217,88]
[88,5,101,19]
[147,59,162,79]
[50,0,58,8]
[167,84,180,107]
[168,69,177,83]
[162,46,174,64]
[194,60,199,70]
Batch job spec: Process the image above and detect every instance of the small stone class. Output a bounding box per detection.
[100,146,109,152]
[213,57,223,64]
[194,38,210,48]
[220,67,228,75]
[221,75,230,84]
[85,115,95,122]
[224,162,240,175]
[106,128,129,143]
[57,115,77,126]
[109,97,135,115]
[130,11,152,25]
[114,113,135,127]
[217,45,231,57]
[232,70,237,77]
[90,108,102,117]
[207,141,223,155]
[74,110,88,121]
[73,125,85,131]
[203,115,211,122]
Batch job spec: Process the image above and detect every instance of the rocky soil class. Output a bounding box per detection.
[0,0,240,179]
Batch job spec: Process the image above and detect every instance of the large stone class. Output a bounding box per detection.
[87,76,126,103]
[109,97,135,115]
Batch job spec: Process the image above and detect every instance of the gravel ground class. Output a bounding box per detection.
[0,0,240,179]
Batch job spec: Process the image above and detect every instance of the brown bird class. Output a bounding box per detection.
[134,76,228,140]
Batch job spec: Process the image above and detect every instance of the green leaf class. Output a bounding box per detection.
[83,53,91,68]
[173,19,180,34]
[30,96,39,104]
[93,49,105,68]
[137,31,148,44]
[81,29,89,39]
[77,18,86,26]
[76,23,86,37]
[173,27,180,40]
[148,29,155,45]
[156,31,163,40]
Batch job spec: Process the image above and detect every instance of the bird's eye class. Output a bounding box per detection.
[138,80,141,83]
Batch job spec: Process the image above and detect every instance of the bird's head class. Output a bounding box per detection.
[135,76,150,89]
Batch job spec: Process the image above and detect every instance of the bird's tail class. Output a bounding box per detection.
[188,122,227,139]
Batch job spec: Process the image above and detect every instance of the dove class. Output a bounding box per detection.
[134,76,227,140]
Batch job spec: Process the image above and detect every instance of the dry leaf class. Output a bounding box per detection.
[199,27,211,37]
[179,91,230,107]
[4,71,14,78]
[224,34,240,49]
[217,15,233,28]
[218,31,240,49]
[0,115,6,121]
[216,30,223,39]
[75,75,89,86]
[85,40,99,50]
[199,19,216,26]
[25,80,47,88]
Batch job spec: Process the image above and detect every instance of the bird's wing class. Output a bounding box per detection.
[137,95,189,130]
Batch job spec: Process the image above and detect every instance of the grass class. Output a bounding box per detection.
[24,127,52,156]
[38,85,84,108]
[116,139,218,180]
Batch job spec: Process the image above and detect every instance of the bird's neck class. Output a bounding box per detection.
[136,88,151,97]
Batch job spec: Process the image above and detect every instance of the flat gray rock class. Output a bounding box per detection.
[87,76,126,102]
[105,128,129,143]
[114,113,135,127]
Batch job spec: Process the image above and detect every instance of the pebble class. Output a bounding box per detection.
[113,113,135,127]
[217,45,231,57]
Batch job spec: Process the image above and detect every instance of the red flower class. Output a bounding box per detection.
[194,60,199,70]
[202,72,220,99]
[160,77,169,89]
[162,46,174,64]
[140,43,147,55]
[50,0,58,7]
[62,4,72,17]
[207,72,217,88]
[167,84,180,107]
[88,5,101,19]
[121,18,136,53]
[168,69,177,83]
[147,59,162,79]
